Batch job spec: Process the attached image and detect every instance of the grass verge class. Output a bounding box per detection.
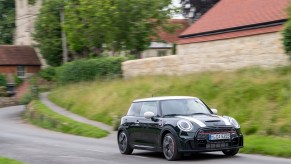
[242,135,291,157]
[49,66,291,157]
[0,157,23,164]
[23,100,109,138]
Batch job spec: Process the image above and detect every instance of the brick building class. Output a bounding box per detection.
[0,45,41,78]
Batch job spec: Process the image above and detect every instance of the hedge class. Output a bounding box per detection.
[56,57,126,85]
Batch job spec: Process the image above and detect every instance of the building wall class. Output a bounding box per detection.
[15,0,42,45]
[14,0,47,67]
[123,32,289,78]
[0,66,41,75]
[141,49,172,58]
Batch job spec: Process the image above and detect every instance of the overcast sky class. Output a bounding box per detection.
[172,0,181,7]
[171,0,184,19]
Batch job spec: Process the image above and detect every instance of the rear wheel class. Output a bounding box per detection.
[222,148,239,156]
[162,133,181,161]
[118,131,133,155]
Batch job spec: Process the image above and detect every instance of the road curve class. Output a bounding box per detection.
[0,106,290,164]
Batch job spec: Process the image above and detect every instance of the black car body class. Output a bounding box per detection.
[117,96,243,160]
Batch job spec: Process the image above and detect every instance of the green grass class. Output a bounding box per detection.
[49,66,291,157]
[24,100,109,138]
[242,135,291,157]
[0,157,23,164]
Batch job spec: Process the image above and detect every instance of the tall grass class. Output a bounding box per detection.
[49,66,291,137]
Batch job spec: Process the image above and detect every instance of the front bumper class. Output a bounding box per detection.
[178,127,244,152]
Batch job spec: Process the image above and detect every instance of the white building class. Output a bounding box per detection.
[14,0,46,66]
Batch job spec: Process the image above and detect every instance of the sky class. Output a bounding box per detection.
[171,0,184,19]
[172,0,181,7]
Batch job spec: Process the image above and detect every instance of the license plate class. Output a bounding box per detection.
[209,133,230,140]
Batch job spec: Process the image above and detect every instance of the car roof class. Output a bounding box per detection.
[133,96,199,102]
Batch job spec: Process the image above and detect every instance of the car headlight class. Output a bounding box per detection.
[224,116,240,129]
[177,119,193,132]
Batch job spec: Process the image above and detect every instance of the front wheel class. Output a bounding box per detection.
[118,131,133,155]
[222,148,239,156]
[162,133,181,161]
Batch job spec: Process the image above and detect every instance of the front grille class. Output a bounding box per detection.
[188,127,240,150]
[196,127,237,140]
[206,142,229,149]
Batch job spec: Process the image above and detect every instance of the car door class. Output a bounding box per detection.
[124,102,143,146]
[137,101,161,148]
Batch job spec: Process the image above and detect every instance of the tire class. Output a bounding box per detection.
[162,133,181,161]
[118,131,133,155]
[222,148,239,156]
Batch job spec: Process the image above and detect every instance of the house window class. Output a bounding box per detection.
[17,66,26,78]
[157,50,167,57]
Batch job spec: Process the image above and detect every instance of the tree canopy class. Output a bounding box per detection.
[0,0,15,44]
[65,0,174,58]
[33,0,175,65]
[180,0,219,22]
[34,0,64,66]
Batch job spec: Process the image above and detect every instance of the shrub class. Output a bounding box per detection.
[38,67,56,81]
[19,93,33,105]
[56,57,126,85]
[0,74,6,86]
[14,75,23,86]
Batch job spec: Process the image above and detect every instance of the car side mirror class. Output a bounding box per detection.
[211,108,218,115]
[144,111,155,119]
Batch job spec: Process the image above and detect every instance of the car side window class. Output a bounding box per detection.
[139,101,158,117]
[127,102,142,116]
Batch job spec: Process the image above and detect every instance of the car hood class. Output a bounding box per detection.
[176,114,232,127]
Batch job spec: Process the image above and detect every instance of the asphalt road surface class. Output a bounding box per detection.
[0,106,290,164]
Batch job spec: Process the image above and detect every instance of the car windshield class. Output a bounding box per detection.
[160,99,211,116]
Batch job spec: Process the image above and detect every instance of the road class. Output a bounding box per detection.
[0,106,290,164]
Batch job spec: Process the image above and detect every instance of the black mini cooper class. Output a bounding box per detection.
[117,96,243,160]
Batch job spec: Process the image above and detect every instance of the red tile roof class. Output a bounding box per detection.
[0,46,41,66]
[178,0,289,44]
[178,25,283,44]
[155,19,190,43]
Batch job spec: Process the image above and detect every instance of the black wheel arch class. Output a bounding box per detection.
[159,125,181,149]
[117,127,130,143]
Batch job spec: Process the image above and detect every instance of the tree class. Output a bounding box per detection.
[34,0,64,66]
[64,0,115,57]
[283,4,291,59]
[64,0,175,58]
[112,0,175,58]
[180,0,219,22]
[0,0,15,44]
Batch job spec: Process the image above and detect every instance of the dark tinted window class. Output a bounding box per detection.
[139,101,158,117]
[127,102,142,116]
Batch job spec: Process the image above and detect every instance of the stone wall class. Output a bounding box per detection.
[15,0,42,46]
[14,0,47,67]
[141,49,172,58]
[123,32,290,78]
[0,97,18,108]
